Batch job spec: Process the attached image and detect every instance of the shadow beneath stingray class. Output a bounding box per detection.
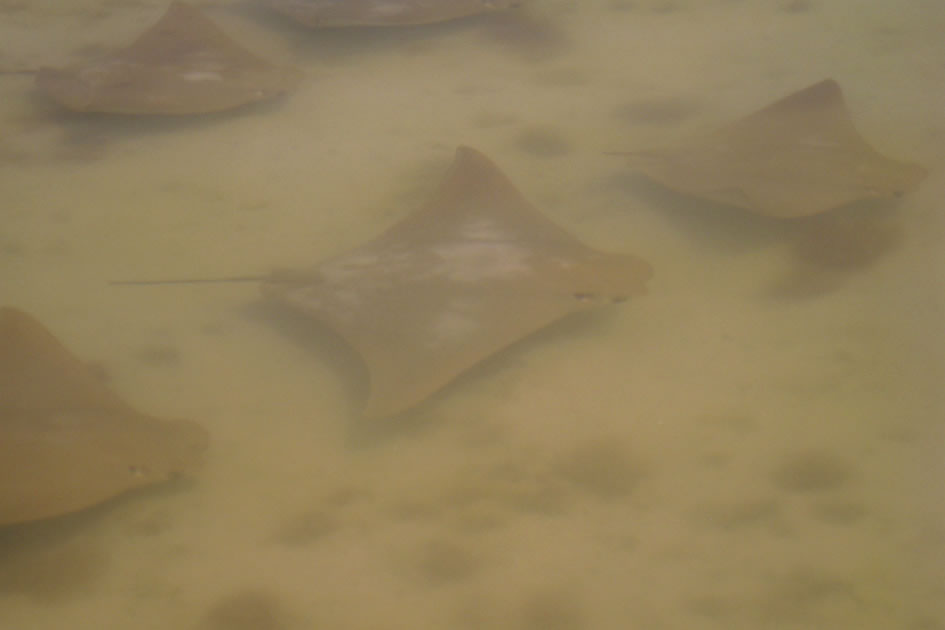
[18,86,297,165]
[240,298,446,447]
[240,298,370,420]
[232,1,504,60]
[0,476,198,601]
[347,305,629,448]
[228,0,568,64]
[241,296,631,449]
[605,170,903,261]
[29,85,296,135]
[603,169,906,300]
[603,171,789,253]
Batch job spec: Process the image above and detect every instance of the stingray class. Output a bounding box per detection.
[35,2,302,115]
[267,0,522,27]
[0,307,209,526]
[118,147,652,419]
[614,79,928,218]
[265,147,652,417]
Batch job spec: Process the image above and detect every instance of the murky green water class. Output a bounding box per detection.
[1,1,943,628]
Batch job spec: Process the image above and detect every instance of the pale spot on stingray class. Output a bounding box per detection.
[320,254,380,283]
[429,300,480,346]
[78,59,127,81]
[461,217,508,241]
[181,70,223,82]
[432,240,531,282]
[370,1,411,17]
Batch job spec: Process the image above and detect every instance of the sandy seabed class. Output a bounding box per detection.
[1,1,944,628]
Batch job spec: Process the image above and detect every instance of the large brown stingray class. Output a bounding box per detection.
[616,79,927,218]
[262,146,652,418]
[36,2,301,115]
[0,307,208,526]
[268,0,521,27]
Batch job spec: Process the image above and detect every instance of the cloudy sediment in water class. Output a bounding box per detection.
[0,1,942,628]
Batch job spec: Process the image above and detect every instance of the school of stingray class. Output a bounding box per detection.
[0,1,930,527]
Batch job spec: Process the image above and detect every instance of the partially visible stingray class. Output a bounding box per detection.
[268,0,522,27]
[0,307,208,526]
[36,2,302,115]
[615,79,927,218]
[263,146,652,418]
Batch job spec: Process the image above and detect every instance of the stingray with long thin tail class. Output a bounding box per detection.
[115,146,652,419]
